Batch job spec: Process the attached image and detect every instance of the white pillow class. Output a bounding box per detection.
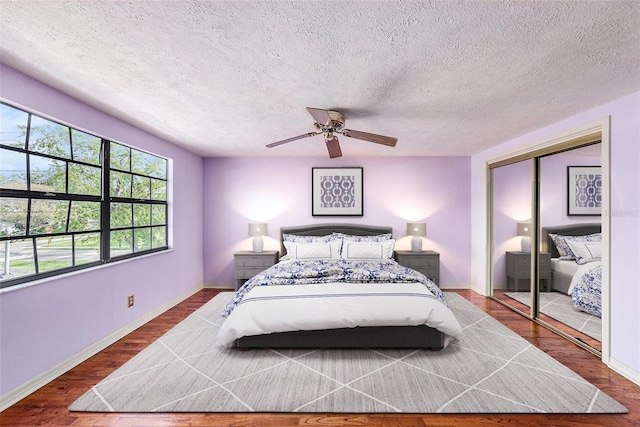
[549,232,601,260]
[284,240,342,260]
[332,232,392,242]
[341,239,395,260]
[565,239,602,265]
[282,233,337,243]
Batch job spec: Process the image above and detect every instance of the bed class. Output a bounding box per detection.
[215,223,462,350]
[541,223,602,316]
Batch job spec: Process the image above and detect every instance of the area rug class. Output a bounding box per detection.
[505,291,602,342]
[70,292,625,413]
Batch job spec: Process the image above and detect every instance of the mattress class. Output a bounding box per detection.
[215,282,462,347]
[550,258,581,276]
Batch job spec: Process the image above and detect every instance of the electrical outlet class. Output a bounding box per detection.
[128,295,134,307]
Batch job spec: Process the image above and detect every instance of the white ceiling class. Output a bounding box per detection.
[1,1,639,158]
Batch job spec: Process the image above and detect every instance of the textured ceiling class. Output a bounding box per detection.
[1,1,639,158]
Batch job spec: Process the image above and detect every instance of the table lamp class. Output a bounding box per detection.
[249,222,267,253]
[407,222,426,252]
[517,222,532,252]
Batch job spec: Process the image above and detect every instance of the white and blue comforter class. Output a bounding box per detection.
[568,261,602,317]
[216,259,462,347]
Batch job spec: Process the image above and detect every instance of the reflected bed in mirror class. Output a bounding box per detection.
[502,222,602,349]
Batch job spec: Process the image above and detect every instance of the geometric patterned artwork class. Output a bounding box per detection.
[312,167,363,216]
[568,166,602,216]
[320,175,355,208]
[574,172,602,207]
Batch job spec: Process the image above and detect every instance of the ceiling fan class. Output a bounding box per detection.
[265,107,398,158]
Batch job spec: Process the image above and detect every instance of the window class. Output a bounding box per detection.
[0,102,169,288]
[108,142,167,257]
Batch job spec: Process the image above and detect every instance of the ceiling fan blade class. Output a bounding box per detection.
[266,132,317,148]
[325,136,342,158]
[306,107,331,126]
[341,129,398,147]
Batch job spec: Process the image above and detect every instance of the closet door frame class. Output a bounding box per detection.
[486,117,610,362]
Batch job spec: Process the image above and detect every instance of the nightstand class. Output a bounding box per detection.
[393,250,440,285]
[233,250,279,291]
[505,251,551,292]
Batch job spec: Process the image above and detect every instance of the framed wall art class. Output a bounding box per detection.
[312,167,363,216]
[567,166,602,216]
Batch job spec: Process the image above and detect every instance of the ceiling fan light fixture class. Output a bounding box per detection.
[327,111,345,130]
[265,107,397,158]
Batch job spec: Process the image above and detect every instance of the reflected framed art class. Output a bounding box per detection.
[567,166,602,216]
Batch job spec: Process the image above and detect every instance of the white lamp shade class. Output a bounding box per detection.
[516,222,531,236]
[406,222,426,237]
[248,223,268,237]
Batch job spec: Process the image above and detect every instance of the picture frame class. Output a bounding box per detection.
[312,167,363,216]
[567,166,602,216]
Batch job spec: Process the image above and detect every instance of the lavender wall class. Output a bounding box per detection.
[0,64,204,396]
[203,156,471,287]
[539,148,602,227]
[470,91,640,380]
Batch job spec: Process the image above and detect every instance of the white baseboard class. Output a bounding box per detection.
[439,283,471,290]
[0,283,204,412]
[608,357,640,386]
[203,282,234,289]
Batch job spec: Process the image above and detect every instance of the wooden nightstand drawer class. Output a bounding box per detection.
[414,267,438,279]
[401,257,438,269]
[233,251,279,291]
[235,267,268,280]
[513,260,531,279]
[505,252,551,291]
[393,250,440,286]
[235,256,275,269]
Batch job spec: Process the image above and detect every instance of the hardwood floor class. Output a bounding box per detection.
[492,289,602,350]
[2,289,639,427]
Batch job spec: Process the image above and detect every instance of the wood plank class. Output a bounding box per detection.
[1,289,639,427]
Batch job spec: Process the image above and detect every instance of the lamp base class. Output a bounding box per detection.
[520,236,531,253]
[411,236,422,253]
[252,236,264,253]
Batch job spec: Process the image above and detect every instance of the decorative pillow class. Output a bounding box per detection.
[565,239,602,265]
[283,239,342,260]
[282,233,337,243]
[548,234,574,259]
[332,232,392,242]
[549,233,601,259]
[341,239,396,260]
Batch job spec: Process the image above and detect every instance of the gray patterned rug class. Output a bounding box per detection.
[505,291,602,342]
[70,292,625,413]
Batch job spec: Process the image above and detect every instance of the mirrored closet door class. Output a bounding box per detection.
[490,159,536,316]
[489,140,603,355]
[538,143,602,352]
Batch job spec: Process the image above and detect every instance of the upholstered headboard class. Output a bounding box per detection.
[279,223,393,257]
[541,223,601,258]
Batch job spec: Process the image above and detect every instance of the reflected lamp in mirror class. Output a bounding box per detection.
[249,222,268,253]
[406,222,426,253]
[517,222,532,252]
